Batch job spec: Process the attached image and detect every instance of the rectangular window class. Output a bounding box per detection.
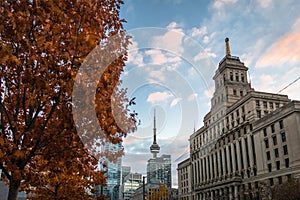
[271,124,275,133]
[273,135,277,146]
[269,102,274,109]
[236,73,239,81]
[263,101,267,109]
[275,148,279,158]
[268,163,272,172]
[285,158,289,168]
[276,161,280,170]
[233,89,237,96]
[279,120,284,129]
[240,90,244,96]
[257,110,261,118]
[242,106,245,113]
[270,178,274,186]
[263,128,267,137]
[276,103,280,108]
[281,132,286,142]
[256,100,260,106]
[266,151,271,160]
[283,145,288,155]
[264,139,269,148]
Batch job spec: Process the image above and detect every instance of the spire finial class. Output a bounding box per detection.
[153,109,156,144]
[225,37,231,57]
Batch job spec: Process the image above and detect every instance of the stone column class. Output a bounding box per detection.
[247,134,254,168]
[230,143,236,173]
[226,145,231,174]
[222,148,226,177]
[229,186,233,200]
[234,185,238,200]
[236,141,242,174]
[206,156,209,182]
[242,137,248,169]
[217,150,222,179]
[198,159,201,184]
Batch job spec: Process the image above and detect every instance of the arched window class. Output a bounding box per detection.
[235,73,239,81]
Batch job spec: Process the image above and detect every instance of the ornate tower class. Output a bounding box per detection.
[211,38,251,112]
[150,109,160,158]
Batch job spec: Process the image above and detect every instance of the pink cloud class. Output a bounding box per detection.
[257,30,300,67]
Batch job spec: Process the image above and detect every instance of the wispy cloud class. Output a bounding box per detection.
[212,0,238,10]
[147,91,172,103]
[170,98,182,107]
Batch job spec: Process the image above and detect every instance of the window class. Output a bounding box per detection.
[271,124,275,133]
[236,73,239,81]
[266,151,271,160]
[236,110,239,116]
[257,110,261,118]
[264,110,268,115]
[264,139,269,148]
[281,132,286,142]
[242,106,245,113]
[269,102,274,109]
[273,135,277,146]
[278,176,282,184]
[256,100,260,106]
[285,158,289,168]
[233,89,237,96]
[274,148,279,158]
[240,90,244,96]
[279,120,284,129]
[270,178,274,186]
[241,73,245,82]
[276,103,280,108]
[276,161,280,170]
[283,145,288,155]
[268,163,272,172]
[230,72,233,81]
[223,74,226,82]
[263,128,267,137]
[263,101,267,109]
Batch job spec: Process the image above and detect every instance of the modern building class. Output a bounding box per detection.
[147,110,172,188]
[119,172,143,200]
[96,141,122,200]
[178,38,300,200]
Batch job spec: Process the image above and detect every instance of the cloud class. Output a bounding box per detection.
[212,0,238,10]
[256,31,300,67]
[127,41,144,67]
[170,98,182,107]
[194,47,217,62]
[190,26,207,37]
[204,87,214,98]
[257,0,272,8]
[188,93,198,101]
[152,22,184,54]
[147,91,172,103]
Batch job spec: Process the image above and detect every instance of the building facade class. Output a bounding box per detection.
[178,38,300,200]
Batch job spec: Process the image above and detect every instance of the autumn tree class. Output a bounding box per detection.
[271,179,300,200]
[0,0,137,199]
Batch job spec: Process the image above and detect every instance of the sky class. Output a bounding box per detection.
[117,0,300,188]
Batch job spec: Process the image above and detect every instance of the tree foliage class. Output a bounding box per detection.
[271,179,300,200]
[0,0,136,199]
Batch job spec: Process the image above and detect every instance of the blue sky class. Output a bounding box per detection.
[118,0,300,187]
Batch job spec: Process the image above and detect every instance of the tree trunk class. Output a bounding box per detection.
[7,179,20,200]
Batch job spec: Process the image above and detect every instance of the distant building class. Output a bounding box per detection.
[96,141,122,200]
[147,110,172,188]
[178,38,300,199]
[119,172,143,200]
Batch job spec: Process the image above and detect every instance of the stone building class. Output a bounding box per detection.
[177,38,300,200]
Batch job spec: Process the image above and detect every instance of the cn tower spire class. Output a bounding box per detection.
[150,109,160,158]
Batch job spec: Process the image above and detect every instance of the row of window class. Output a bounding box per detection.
[267,158,289,172]
[256,100,280,109]
[266,145,288,161]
